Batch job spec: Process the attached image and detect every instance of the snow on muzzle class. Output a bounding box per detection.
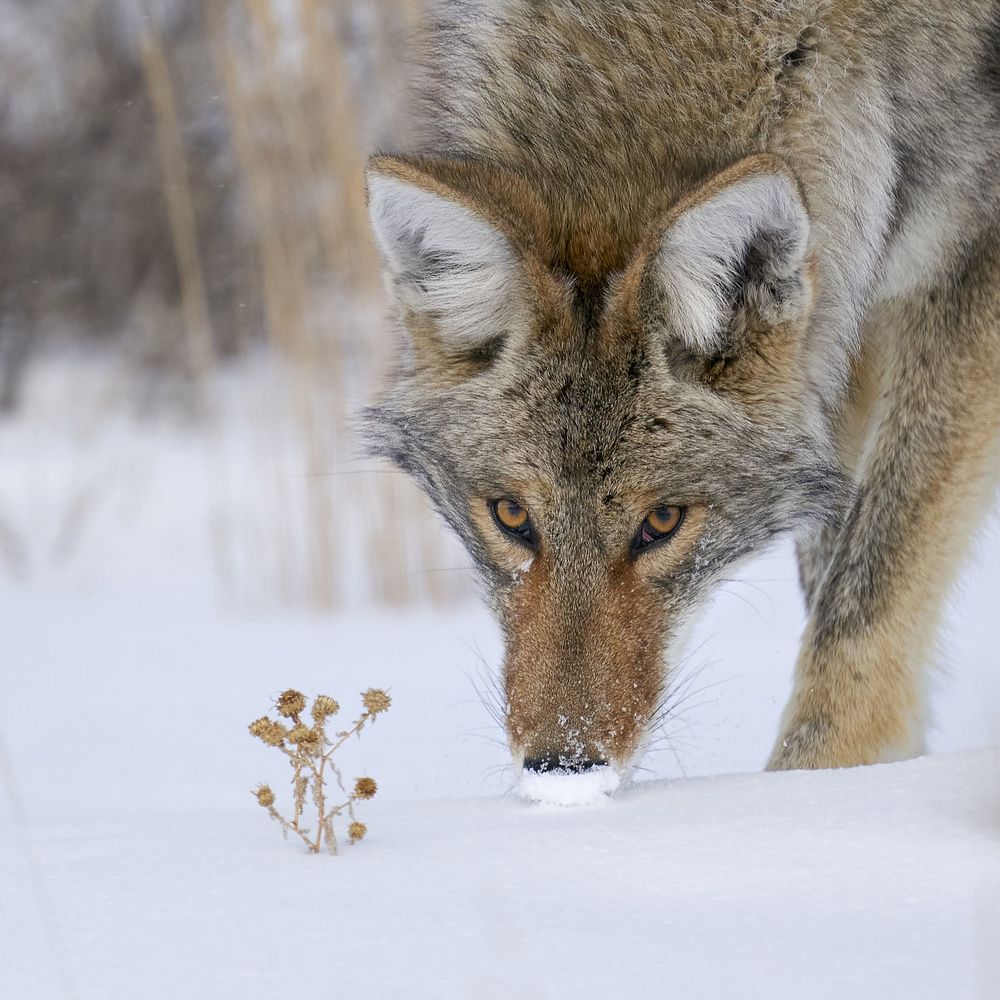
[519,763,621,807]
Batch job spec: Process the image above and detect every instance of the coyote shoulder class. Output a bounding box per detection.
[364,1,1000,777]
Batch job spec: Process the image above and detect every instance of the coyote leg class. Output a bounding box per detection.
[770,242,1000,770]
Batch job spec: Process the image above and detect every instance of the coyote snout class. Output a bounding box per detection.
[502,544,667,772]
[495,499,708,773]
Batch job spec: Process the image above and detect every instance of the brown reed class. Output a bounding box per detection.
[139,17,216,396]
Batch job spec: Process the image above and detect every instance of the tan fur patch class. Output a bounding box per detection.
[503,547,669,768]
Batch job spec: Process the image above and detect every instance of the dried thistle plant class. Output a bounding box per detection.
[250,687,390,854]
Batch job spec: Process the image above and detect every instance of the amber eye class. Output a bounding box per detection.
[490,498,537,548]
[632,506,685,556]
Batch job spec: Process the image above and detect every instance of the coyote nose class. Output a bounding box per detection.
[523,754,605,774]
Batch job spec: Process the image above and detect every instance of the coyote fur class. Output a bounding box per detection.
[364,0,1000,777]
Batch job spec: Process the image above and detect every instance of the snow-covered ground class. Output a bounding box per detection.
[1,357,999,998]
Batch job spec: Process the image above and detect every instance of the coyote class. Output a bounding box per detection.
[364,1,1000,778]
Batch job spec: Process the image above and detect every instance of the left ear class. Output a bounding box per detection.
[648,158,812,357]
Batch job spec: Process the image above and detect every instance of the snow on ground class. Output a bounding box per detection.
[520,764,621,806]
[1,357,999,998]
[4,750,999,1000]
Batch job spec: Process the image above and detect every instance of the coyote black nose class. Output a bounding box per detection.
[523,754,605,774]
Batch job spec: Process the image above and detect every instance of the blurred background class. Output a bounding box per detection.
[0,0,476,611]
[0,0,996,853]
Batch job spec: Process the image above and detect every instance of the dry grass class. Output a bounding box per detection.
[209,0,474,608]
[0,0,475,610]
[139,19,216,395]
[201,0,472,611]
[250,687,391,854]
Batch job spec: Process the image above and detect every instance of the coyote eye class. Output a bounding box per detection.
[490,499,537,548]
[631,506,685,556]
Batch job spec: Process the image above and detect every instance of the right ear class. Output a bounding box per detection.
[644,157,813,361]
[366,157,529,360]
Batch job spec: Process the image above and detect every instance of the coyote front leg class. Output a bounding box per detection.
[770,243,1000,770]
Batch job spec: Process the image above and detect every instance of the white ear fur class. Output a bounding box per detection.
[654,172,811,353]
[367,173,524,350]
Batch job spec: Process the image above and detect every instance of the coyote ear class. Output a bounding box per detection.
[366,158,526,355]
[650,163,811,357]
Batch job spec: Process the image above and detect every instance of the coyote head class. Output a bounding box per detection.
[364,154,843,780]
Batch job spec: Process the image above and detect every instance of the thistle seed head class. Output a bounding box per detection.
[276,689,307,718]
[362,689,391,716]
[249,717,288,746]
[348,822,367,843]
[300,727,324,756]
[284,724,321,757]
[353,777,377,800]
[254,784,276,807]
[311,696,340,723]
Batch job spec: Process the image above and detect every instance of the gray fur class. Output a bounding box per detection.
[365,0,1000,772]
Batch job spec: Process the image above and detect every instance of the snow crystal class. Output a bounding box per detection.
[519,766,621,807]
[512,555,534,584]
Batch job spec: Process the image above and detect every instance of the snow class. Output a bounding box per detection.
[4,749,999,999]
[1,357,999,998]
[520,764,621,806]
